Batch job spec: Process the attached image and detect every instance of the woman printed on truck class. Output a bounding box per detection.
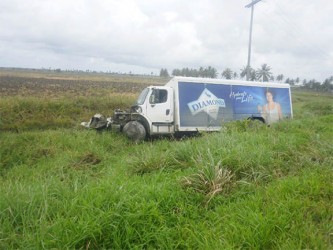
[257,90,282,124]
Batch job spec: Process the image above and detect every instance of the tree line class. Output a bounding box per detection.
[160,65,333,92]
[160,66,218,78]
[300,77,333,92]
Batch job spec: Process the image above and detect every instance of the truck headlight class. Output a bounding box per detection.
[132,106,142,113]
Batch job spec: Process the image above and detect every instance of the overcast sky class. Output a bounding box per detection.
[1,0,332,81]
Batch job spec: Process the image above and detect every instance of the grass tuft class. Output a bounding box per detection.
[71,152,102,169]
[182,150,234,206]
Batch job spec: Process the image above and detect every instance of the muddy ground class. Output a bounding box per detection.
[0,69,167,97]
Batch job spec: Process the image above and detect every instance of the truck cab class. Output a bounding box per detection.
[134,86,174,134]
[113,86,175,141]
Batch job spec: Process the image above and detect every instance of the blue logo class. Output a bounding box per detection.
[187,88,226,119]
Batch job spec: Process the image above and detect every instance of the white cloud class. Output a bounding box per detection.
[0,0,332,81]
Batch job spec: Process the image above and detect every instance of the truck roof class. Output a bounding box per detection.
[166,76,290,89]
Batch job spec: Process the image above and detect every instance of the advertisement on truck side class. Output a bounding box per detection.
[178,81,292,128]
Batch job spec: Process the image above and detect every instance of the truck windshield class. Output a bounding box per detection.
[136,88,150,105]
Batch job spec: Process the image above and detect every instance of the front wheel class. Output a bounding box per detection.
[122,121,146,142]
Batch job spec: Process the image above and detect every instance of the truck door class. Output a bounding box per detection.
[146,87,174,134]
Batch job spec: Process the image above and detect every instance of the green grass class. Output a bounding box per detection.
[0,86,332,249]
[0,95,136,131]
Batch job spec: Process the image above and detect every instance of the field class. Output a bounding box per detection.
[0,69,166,131]
[0,69,332,249]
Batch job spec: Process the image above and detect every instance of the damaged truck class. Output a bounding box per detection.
[82,76,293,141]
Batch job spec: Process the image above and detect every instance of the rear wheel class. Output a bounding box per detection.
[122,121,146,142]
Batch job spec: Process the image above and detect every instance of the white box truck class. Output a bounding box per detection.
[86,77,293,141]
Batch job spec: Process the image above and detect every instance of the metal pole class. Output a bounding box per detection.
[245,0,262,81]
[246,4,254,81]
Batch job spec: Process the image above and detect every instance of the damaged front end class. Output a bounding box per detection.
[80,113,112,131]
[81,87,151,141]
[81,106,142,132]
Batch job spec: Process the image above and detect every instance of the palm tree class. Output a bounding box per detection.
[256,64,272,82]
[222,68,233,79]
[240,66,255,80]
[207,66,218,78]
[276,74,284,82]
[240,66,247,79]
[240,66,257,81]
[295,77,300,85]
[249,70,257,81]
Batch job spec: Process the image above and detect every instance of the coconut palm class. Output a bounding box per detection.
[240,66,248,79]
[240,65,256,80]
[222,68,233,79]
[256,64,272,82]
[249,69,257,81]
[207,66,218,78]
[276,74,284,82]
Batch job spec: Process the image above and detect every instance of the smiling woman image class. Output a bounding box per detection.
[258,90,282,124]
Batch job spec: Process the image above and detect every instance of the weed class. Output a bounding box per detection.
[182,150,234,206]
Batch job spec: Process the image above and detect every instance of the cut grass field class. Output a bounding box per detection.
[0,70,332,249]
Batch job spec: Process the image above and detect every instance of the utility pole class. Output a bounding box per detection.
[245,0,262,81]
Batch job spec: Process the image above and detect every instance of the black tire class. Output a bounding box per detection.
[122,121,146,142]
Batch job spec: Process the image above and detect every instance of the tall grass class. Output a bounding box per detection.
[0,88,332,249]
[0,94,136,131]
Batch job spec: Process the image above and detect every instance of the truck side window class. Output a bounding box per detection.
[150,89,168,104]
